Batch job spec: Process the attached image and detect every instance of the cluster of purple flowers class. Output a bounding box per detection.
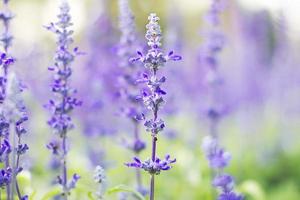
[202,136,243,200]
[126,13,181,200]
[0,0,252,199]
[45,1,82,198]
[0,1,29,199]
[201,0,244,200]
[126,154,176,175]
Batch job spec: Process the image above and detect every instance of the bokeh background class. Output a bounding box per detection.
[2,0,300,199]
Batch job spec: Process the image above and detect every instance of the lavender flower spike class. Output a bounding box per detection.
[126,13,181,200]
[1,0,29,199]
[200,0,243,199]
[45,1,82,199]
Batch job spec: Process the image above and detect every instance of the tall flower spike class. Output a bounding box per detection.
[117,0,147,195]
[126,13,181,200]
[200,1,244,200]
[45,1,82,199]
[1,1,29,199]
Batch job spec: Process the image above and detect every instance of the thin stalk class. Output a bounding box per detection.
[149,136,157,200]
[62,134,68,200]
[15,137,23,200]
[4,124,12,199]
[4,130,10,200]
[209,117,218,139]
[135,168,142,191]
[150,175,155,200]
[15,156,22,200]
[10,124,16,200]
[149,68,158,200]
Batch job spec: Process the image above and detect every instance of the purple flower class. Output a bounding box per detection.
[132,139,146,153]
[126,155,176,175]
[0,139,11,162]
[21,195,29,200]
[0,167,11,188]
[16,144,29,155]
[0,8,14,51]
[218,192,244,200]
[67,174,80,190]
[0,115,9,137]
[213,174,234,192]
[203,140,231,169]
[144,119,165,134]
[46,140,60,155]
[0,52,14,103]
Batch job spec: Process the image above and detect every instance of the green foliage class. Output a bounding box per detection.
[106,185,145,200]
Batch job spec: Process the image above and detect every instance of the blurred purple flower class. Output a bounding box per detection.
[200,1,243,200]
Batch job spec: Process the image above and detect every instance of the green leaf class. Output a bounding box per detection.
[87,191,96,200]
[29,190,37,200]
[240,180,266,200]
[41,186,61,200]
[106,185,145,200]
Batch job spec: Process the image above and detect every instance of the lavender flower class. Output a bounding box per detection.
[45,1,82,198]
[0,1,14,52]
[0,53,14,103]
[126,155,176,175]
[0,167,11,188]
[201,1,243,200]
[126,13,181,200]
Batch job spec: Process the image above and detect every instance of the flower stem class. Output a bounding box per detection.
[11,124,16,200]
[15,137,23,200]
[62,135,68,200]
[150,175,155,200]
[150,136,157,200]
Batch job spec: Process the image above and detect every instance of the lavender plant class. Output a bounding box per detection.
[117,0,146,195]
[200,0,243,199]
[44,1,82,199]
[126,13,181,200]
[0,1,29,199]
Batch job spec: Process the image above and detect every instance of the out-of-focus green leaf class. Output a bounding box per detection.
[240,180,266,200]
[106,184,145,200]
[41,186,61,200]
[29,190,37,200]
[87,191,96,200]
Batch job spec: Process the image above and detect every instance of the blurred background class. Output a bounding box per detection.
[2,0,300,199]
